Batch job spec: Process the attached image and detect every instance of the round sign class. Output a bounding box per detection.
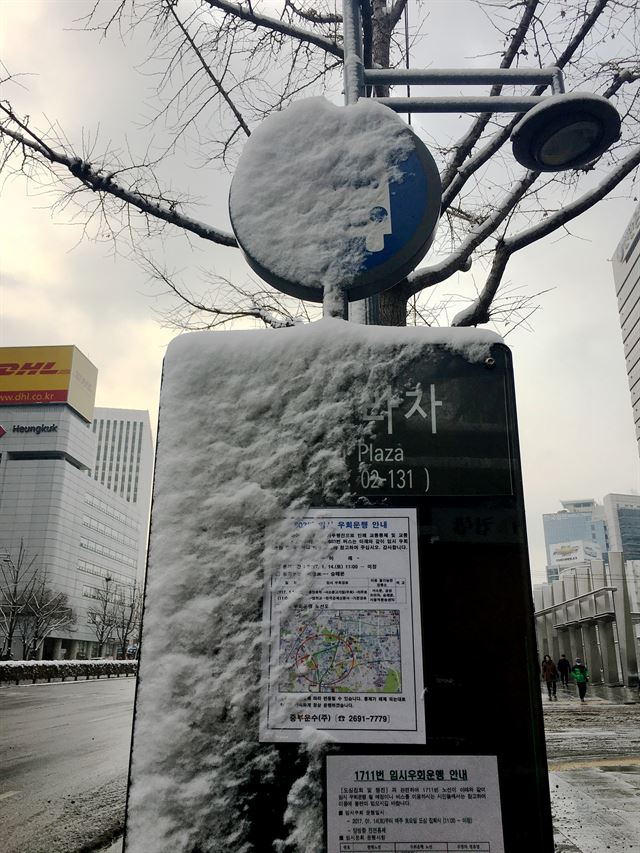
[229,98,441,303]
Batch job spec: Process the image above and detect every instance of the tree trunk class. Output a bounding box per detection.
[378,286,408,325]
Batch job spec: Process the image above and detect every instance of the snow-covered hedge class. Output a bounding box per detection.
[0,658,138,684]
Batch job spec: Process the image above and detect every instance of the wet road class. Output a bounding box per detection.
[1,679,637,852]
[0,677,135,853]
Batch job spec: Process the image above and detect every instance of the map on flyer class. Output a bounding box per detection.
[260,508,425,744]
[279,608,402,694]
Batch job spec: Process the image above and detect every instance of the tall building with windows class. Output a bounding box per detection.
[0,346,153,659]
[90,408,153,508]
[603,493,640,561]
[89,408,153,582]
[542,494,640,582]
[612,201,640,457]
[542,499,608,582]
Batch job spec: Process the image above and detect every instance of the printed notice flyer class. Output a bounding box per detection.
[326,754,505,853]
[260,508,425,744]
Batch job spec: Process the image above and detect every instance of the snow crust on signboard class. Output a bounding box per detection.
[126,319,501,853]
[229,98,415,300]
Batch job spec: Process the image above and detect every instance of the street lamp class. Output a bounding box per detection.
[230,2,623,319]
[343,0,621,175]
[510,93,621,171]
[338,0,622,323]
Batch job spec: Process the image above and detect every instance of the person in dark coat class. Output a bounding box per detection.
[557,654,571,688]
[541,654,558,701]
[571,658,590,702]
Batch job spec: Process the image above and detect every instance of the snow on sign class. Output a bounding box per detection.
[326,755,505,853]
[229,98,441,303]
[260,508,425,743]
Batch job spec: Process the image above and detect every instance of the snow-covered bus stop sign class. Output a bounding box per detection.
[229,98,441,302]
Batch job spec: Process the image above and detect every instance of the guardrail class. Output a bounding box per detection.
[0,659,138,685]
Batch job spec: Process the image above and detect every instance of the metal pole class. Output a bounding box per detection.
[377,95,544,114]
[363,66,564,87]
[342,0,365,105]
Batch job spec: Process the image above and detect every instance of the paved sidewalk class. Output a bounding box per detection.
[543,685,640,851]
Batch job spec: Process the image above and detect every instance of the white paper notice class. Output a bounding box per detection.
[260,508,424,743]
[326,754,505,852]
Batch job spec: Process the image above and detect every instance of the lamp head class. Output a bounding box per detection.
[511,93,621,172]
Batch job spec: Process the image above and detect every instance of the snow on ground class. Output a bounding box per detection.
[543,690,640,851]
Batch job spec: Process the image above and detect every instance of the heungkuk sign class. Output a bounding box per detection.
[126,321,552,853]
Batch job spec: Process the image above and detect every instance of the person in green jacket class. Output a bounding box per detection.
[571,657,590,702]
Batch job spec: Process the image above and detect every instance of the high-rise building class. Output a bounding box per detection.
[90,408,153,507]
[542,494,640,582]
[89,408,153,582]
[0,346,153,659]
[603,493,640,561]
[612,201,640,458]
[542,498,608,582]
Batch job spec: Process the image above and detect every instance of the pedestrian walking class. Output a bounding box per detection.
[557,653,571,688]
[541,654,558,701]
[571,657,590,702]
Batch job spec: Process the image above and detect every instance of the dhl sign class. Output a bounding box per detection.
[0,346,98,422]
[0,362,69,376]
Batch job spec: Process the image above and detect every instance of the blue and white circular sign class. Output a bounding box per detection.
[229,98,441,303]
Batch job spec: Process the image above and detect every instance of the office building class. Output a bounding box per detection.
[612,201,640,457]
[542,494,640,582]
[603,493,640,561]
[542,498,608,582]
[0,346,153,659]
[537,494,640,689]
[89,407,154,583]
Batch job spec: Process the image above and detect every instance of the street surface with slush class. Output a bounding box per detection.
[1,678,638,853]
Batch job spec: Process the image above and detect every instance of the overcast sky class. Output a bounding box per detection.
[1,0,638,583]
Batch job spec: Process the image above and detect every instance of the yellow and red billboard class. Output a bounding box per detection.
[0,345,98,422]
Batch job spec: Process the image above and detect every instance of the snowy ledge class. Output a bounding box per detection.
[0,659,138,684]
[167,317,503,362]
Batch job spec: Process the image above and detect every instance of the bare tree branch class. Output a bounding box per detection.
[453,144,640,325]
[144,256,307,329]
[404,169,540,299]
[284,0,342,25]
[0,110,238,247]
[2,1,639,332]
[200,0,344,57]
[438,0,541,194]
[168,5,252,139]
[440,0,612,207]
[389,0,409,31]
[0,541,39,657]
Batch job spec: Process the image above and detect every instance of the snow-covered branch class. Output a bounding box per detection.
[200,0,344,57]
[440,0,614,208]
[439,0,540,195]
[284,0,342,25]
[506,146,640,253]
[0,113,238,247]
[404,169,540,299]
[145,258,305,329]
[453,145,640,326]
